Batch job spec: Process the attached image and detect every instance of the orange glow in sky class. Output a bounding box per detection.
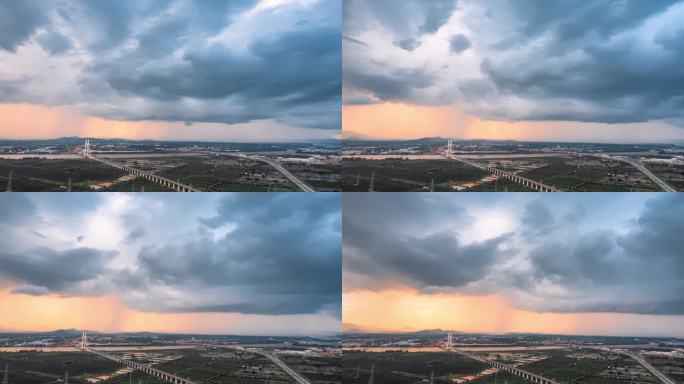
[343,288,684,337]
[0,103,335,142]
[343,102,684,143]
[0,288,335,335]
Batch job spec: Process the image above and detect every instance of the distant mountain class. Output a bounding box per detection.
[341,131,377,141]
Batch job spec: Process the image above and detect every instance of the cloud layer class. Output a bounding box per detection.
[0,0,341,131]
[0,194,341,319]
[344,193,684,316]
[343,0,684,126]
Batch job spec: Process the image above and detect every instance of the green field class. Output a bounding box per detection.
[519,158,659,192]
[342,351,487,384]
[341,159,488,191]
[0,351,120,384]
[0,159,126,191]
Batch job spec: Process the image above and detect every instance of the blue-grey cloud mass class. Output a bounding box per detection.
[344,193,684,316]
[343,0,684,127]
[0,0,341,131]
[0,193,341,318]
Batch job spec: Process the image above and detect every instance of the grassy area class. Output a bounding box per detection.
[342,159,488,191]
[518,351,653,384]
[0,351,121,384]
[152,350,294,384]
[519,158,659,192]
[0,159,126,191]
[342,352,487,384]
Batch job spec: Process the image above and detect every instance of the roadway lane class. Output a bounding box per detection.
[256,350,313,384]
[259,157,316,192]
[627,353,677,384]
[624,159,677,192]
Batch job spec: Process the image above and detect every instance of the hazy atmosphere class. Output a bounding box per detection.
[343,0,684,142]
[0,193,341,335]
[0,0,341,141]
[343,193,684,337]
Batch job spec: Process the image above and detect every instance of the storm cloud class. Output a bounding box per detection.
[0,0,341,131]
[343,0,684,126]
[0,193,341,318]
[344,194,684,316]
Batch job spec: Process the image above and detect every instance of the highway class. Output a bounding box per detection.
[586,346,676,384]
[258,157,316,192]
[203,151,316,192]
[252,350,313,384]
[578,153,677,192]
[627,352,676,384]
[208,345,312,384]
[623,158,677,192]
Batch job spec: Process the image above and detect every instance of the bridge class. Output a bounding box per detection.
[87,348,195,384]
[80,139,199,191]
[451,348,559,384]
[446,155,559,192]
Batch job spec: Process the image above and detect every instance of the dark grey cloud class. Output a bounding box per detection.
[395,38,420,51]
[479,1,684,123]
[0,193,36,224]
[449,34,471,53]
[0,0,48,52]
[523,194,684,315]
[345,194,684,316]
[36,32,72,55]
[343,67,435,104]
[0,247,115,293]
[126,227,146,242]
[0,0,341,131]
[0,194,341,318]
[85,25,340,128]
[343,194,511,291]
[11,285,49,296]
[343,0,684,126]
[120,194,341,316]
[345,0,457,42]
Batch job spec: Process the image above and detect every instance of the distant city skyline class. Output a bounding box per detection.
[0,193,341,336]
[343,0,684,143]
[343,193,684,338]
[0,0,341,142]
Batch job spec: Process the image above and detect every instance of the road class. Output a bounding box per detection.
[623,158,677,192]
[204,152,316,192]
[255,157,316,192]
[627,352,677,384]
[587,346,676,384]
[579,153,677,192]
[253,350,313,384]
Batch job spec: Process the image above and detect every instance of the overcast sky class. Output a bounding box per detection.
[343,0,684,142]
[0,193,341,335]
[0,0,341,141]
[343,193,684,337]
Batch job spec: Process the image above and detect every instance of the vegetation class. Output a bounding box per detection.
[341,352,487,384]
